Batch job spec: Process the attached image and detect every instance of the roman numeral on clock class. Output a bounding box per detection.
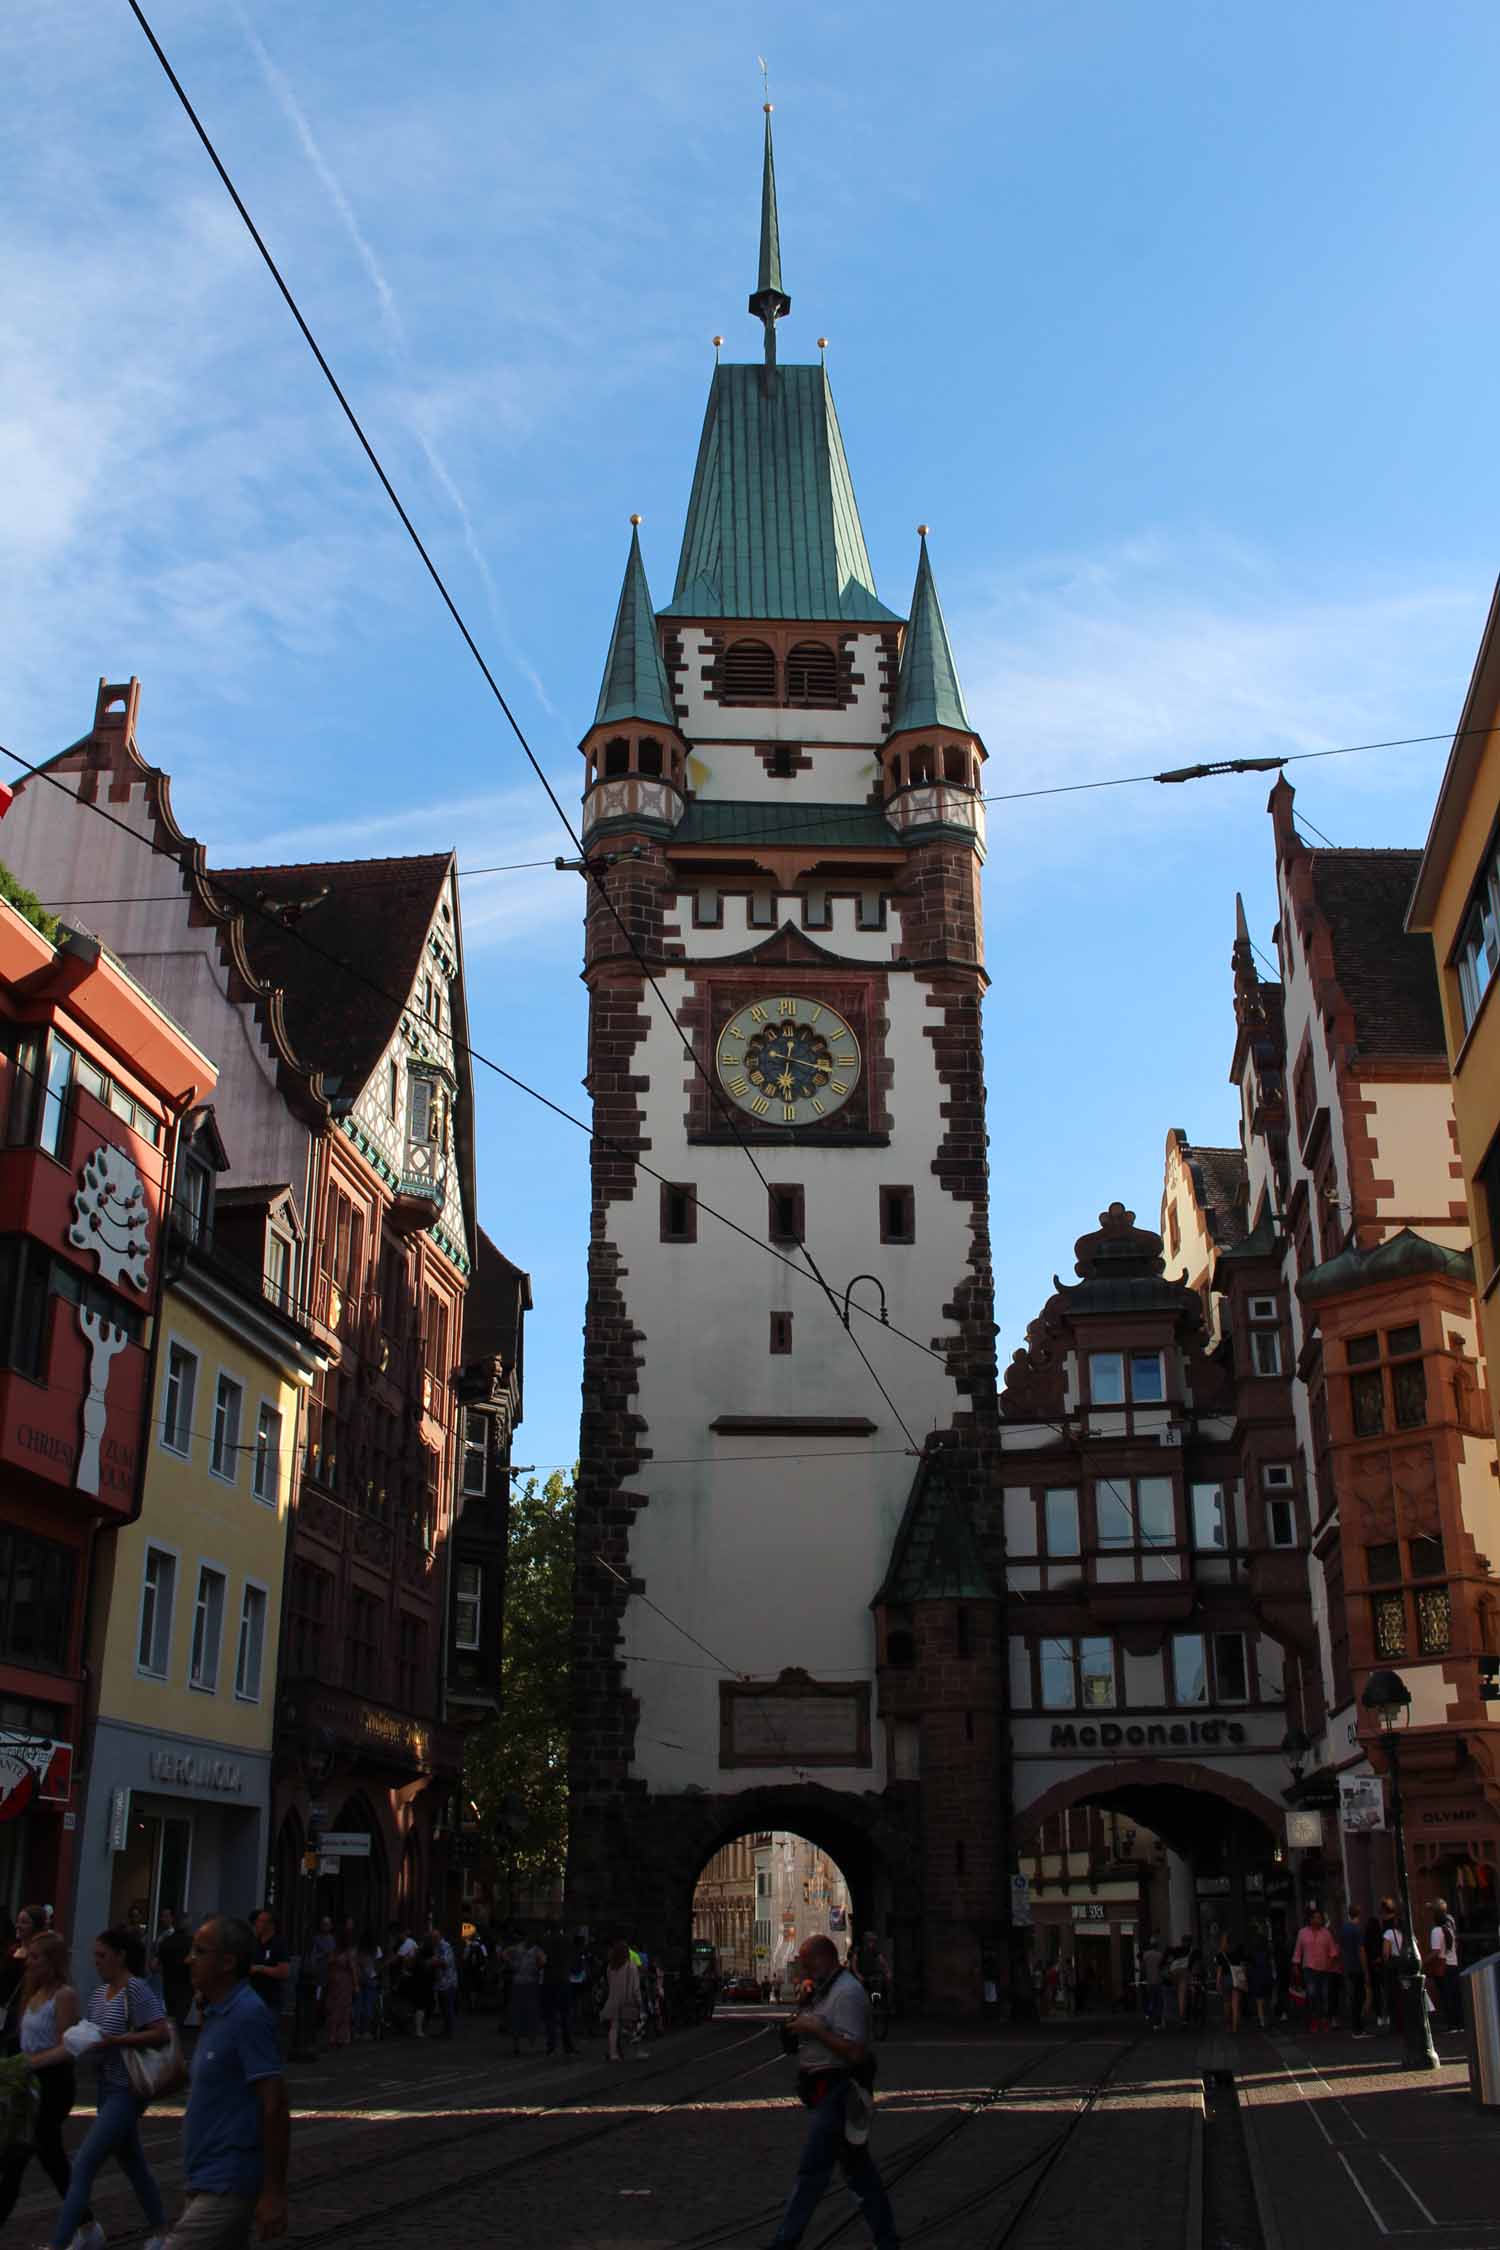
[779,998,796,1016]
[749,1005,767,1022]
[727,1077,748,1096]
[784,1104,796,1123]
[751,1097,770,1117]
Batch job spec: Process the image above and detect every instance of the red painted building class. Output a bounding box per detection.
[0,891,215,1919]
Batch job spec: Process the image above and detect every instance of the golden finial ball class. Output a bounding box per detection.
[817,337,829,349]
[917,522,931,537]
[630,513,642,526]
[764,101,774,113]
[712,335,724,347]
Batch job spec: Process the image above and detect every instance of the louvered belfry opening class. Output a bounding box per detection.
[720,638,778,702]
[785,639,839,707]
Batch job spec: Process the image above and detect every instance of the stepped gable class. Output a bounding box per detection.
[210,854,451,1096]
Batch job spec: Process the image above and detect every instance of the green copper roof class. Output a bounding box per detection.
[593,524,676,731]
[874,1454,995,1605]
[664,364,901,623]
[888,533,972,737]
[671,799,899,851]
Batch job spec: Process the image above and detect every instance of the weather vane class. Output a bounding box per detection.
[758,53,770,106]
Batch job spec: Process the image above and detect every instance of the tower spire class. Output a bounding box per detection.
[889,529,973,737]
[747,103,791,386]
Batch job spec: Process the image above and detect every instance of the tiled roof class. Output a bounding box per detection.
[593,525,676,731]
[461,1227,531,1371]
[210,855,451,1094]
[664,364,901,623]
[671,800,900,851]
[1187,1145,1249,1249]
[888,534,972,737]
[873,1453,994,1605]
[1310,851,1445,1055]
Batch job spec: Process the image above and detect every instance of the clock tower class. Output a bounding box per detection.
[569,112,1000,2008]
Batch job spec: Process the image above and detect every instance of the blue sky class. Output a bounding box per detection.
[3,1,1496,1474]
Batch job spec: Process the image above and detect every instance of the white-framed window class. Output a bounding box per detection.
[1250,1329,1282,1377]
[234,1583,268,1702]
[1171,1632,1208,1706]
[1191,1481,1228,1551]
[1096,1476,1175,1549]
[138,1546,177,1678]
[252,1403,282,1506]
[454,1561,482,1650]
[462,1411,487,1498]
[1088,1350,1165,1405]
[1263,1463,1297,1549]
[1040,1635,1116,1710]
[189,1564,227,1692]
[211,1374,243,1482]
[1044,1488,1079,1557]
[161,1342,197,1456]
[265,1229,293,1310]
[1455,841,1500,1031]
[1214,1631,1250,1703]
[1248,1294,1278,1321]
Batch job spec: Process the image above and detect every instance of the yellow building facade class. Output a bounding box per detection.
[74,1153,325,1943]
[1409,580,1500,1446]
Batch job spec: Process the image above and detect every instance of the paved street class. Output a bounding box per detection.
[8,2006,1497,2249]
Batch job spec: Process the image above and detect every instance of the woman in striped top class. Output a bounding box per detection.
[46,1925,172,2250]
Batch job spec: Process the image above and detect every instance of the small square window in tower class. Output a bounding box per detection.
[769,1310,793,1355]
[880,1187,914,1243]
[768,1185,804,1244]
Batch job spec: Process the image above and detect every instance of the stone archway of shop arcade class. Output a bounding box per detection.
[1017,1771,1287,2007]
[689,1820,866,1994]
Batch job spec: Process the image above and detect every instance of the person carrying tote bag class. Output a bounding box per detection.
[47,1924,173,2250]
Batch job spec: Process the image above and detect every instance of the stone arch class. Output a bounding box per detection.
[1015,1759,1286,1845]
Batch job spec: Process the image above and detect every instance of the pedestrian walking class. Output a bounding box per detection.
[1292,1909,1338,2032]
[769,1935,897,2250]
[1381,1904,1405,2031]
[540,1926,578,2057]
[1338,1905,1371,2036]
[1426,1897,1463,2032]
[46,1923,173,2250]
[1213,1937,1246,2032]
[0,1929,99,2240]
[504,1934,545,2054]
[601,1940,640,2062]
[323,1923,358,2050]
[1139,1938,1164,2028]
[158,1914,289,2247]
[354,1930,383,2040]
[152,1909,195,2029]
[247,1912,291,2056]
[429,1921,459,2040]
[1,1904,48,2017]
[306,1918,336,2029]
[1245,1927,1275,2030]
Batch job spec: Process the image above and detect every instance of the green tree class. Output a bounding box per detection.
[0,864,59,944]
[465,1468,574,1897]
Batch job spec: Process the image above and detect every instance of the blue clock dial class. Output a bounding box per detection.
[713,995,861,1126]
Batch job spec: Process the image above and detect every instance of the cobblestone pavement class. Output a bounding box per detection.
[7,2009,1207,2249]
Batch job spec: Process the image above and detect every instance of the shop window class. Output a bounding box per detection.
[786,641,839,706]
[235,1585,267,1701]
[880,1186,914,1243]
[660,1182,697,1243]
[252,1404,281,1506]
[137,1547,177,1679]
[188,1566,226,1693]
[0,1528,74,1671]
[1171,1632,1208,1706]
[721,640,777,702]
[1045,1488,1080,1558]
[454,1562,482,1652]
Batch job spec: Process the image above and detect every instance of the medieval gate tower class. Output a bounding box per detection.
[569,114,1000,2008]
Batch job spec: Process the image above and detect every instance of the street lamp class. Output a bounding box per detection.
[1361,1668,1439,2072]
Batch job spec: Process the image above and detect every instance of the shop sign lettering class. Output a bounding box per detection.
[149,1750,243,1793]
[1048,1718,1247,1751]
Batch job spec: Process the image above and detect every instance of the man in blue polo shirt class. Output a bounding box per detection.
[162,1916,290,2247]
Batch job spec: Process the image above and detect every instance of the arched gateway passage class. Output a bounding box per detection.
[693,1829,857,1997]
[1015,1763,1288,2012]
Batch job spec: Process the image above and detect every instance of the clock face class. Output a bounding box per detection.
[714,995,861,1127]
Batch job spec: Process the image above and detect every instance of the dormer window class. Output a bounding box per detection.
[786,641,838,707]
[175,1150,214,1247]
[720,640,777,702]
[409,1073,442,1151]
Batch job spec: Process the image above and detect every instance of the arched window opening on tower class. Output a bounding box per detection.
[721,639,778,702]
[908,746,935,785]
[603,737,631,778]
[786,640,839,707]
[637,739,663,777]
[944,746,973,786]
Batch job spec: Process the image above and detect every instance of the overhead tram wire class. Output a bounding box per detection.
[0,738,948,1389]
[124,0,923,1455]
[24,708,1488,919]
